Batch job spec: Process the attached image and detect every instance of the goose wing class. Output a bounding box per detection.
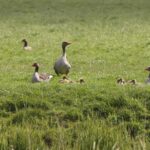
[39,73,53,80]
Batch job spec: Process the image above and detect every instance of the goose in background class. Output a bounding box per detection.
[22,39,32,50]
[54,41,71,75]
[145,66,150,84]
[32,63,53,83]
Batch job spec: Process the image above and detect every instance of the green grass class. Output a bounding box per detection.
[0,0,150,149]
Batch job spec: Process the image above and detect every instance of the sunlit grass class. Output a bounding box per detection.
[0,0,150,149]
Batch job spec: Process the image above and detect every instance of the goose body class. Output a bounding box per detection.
[145,66,150,84]
[22,39,32,50]
[54,42,71,75]
[146,77,150,84]
[32,63,53,83]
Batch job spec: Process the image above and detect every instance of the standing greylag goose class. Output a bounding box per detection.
[54,42,71,75]
[22,39,32,50]
[145,66,150,83]
[32,63,53,83]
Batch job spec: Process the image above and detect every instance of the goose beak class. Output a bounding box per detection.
[67,42,71,45]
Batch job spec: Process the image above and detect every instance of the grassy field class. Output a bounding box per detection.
[0,0,150,149]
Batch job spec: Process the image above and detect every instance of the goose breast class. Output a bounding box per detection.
[54,57,71,74]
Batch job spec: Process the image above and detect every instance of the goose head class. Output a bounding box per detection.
[32,63,39,67]
[22,39,28,46]
[32,63,40,72]
[62,41,71,49]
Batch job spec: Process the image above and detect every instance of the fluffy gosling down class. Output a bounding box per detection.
[59,76,73,84]
[117,78,126,85]
[32,63,53,83]
[59,76,85,84]
[117,78,137,85]
[127,79,137,85]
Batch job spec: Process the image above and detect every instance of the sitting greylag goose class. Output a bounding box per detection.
[145,66,150,83]
[32,63,53,83]
[54,41,71,75]
[22,39,32,50]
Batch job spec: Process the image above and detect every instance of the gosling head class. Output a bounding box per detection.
[62,76,68,80]
[117,78,125,84]
[79,78,85,84]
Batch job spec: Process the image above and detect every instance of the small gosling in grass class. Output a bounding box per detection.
[79,78,85,84]
[59,77,85,84]
[59,76,73,84]
[127,79,137,85]
[116,78,125,85]
[76,78,85,84]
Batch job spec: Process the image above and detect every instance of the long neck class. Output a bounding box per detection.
[62,45,66,57]
[35,66,39,72]
[24,41,28,47]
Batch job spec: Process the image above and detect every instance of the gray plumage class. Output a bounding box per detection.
[54,42,71,75]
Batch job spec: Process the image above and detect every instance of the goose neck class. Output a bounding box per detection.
[35,66,39,72]
[24,41,28,47]
[62,46,66,57]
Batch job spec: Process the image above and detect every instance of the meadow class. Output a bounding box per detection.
[0,0,150,149]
